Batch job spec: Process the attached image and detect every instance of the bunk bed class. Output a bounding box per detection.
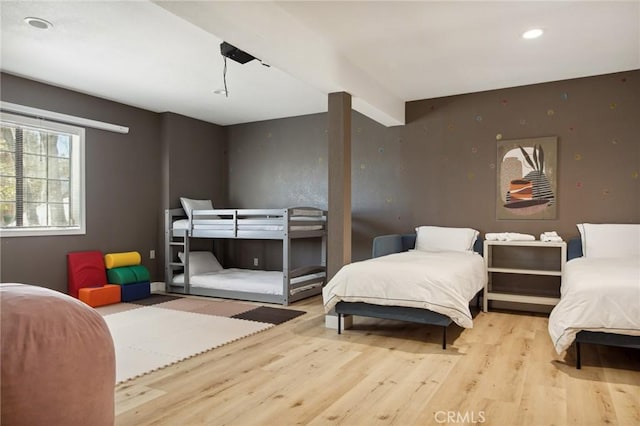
[165,206,327,305]
[548,224,640,369]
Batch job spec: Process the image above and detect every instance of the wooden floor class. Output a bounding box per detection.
[115,295,639,426]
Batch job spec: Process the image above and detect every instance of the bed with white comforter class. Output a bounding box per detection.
[548,256,640,353]
[323,250,487,328]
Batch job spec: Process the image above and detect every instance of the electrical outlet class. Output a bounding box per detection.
[253,257,259,267]
[150,250,155,260]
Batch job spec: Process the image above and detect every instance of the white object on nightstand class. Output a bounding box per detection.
[483,240,567,312]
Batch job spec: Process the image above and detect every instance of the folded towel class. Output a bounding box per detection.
[485,232,535,241]
[485,233,503,241]
[540,233,563,242]
[504,232,536,241]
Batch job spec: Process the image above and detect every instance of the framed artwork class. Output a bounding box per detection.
[496,136,557,220]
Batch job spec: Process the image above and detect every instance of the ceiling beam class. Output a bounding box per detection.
[154,1,405,127]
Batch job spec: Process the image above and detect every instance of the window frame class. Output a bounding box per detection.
[0,112,86,237]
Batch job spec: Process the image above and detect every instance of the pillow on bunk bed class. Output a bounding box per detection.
[180,197,213,220]
[414,226,479,253]
[178,251,223,277]
[577,223,640,258]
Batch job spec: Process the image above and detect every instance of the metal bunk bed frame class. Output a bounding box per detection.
[164,207,327,305]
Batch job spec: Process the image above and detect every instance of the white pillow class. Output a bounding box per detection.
[178,251,223,277]
[415,226,479,253]
[180,197,213,220]
[577,223,640,258]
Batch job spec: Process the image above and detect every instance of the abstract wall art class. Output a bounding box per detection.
[496,136,557,220]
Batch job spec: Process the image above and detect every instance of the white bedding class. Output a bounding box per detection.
[322,250,487,328]
[548,257,640,353]
[173,269,324,295]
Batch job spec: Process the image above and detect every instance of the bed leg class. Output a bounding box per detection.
[476,290,482,309]
[575,341,581,369]
[338,313,342,335]
[442,326,447,350]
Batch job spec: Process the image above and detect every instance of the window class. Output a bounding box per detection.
[0,112,85,236]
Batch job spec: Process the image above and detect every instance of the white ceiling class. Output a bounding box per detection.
[1,1,638,127]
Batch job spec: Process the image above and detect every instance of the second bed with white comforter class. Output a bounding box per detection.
[323,250,487,328]
[548,256,640,353]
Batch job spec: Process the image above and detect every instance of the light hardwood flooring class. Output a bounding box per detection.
[115,295,639,426]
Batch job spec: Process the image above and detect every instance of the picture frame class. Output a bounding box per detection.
[496,136,557,220]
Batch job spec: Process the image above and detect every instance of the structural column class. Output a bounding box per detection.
[327,92,352,280]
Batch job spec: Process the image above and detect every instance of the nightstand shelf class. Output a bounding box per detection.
[483,240,566,312]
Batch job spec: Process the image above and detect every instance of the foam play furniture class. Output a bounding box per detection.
[104,251,151,302]
[104,251,142,269]
[1,283,115,426]
[107,264,150,284]
[68,250,121,307]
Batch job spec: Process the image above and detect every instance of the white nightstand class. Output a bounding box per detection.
[483,240,567,312]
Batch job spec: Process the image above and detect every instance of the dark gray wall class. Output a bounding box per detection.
[161,112,228,209]
[227,114,327,208]
[401,70,639,240]
[0,73,161,292]
[228,70,639,262]
[3,70,638,293]
[226,114,328,270]
[1,74,227,293]
[159,112,228,269]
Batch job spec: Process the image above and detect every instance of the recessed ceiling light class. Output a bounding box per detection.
[24,17,53,30]
[522,28,543,39]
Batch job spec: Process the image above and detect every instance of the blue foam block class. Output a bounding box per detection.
[120,281,151,302]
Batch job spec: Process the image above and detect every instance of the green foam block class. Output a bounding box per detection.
[107,265,150,285]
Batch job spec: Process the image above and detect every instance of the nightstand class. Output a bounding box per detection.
[483,240,567,312]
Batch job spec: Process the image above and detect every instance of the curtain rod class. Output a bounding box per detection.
[0,101,129,134]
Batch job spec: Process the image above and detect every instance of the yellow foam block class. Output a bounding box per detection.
[104,251,141,269]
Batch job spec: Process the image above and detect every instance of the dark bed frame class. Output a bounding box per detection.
[334,234,483,349]
[566,237,640,369]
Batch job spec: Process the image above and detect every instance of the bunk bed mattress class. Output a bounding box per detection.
[323,250,486,328]
[548,257,640,353]
[172,269,324,295]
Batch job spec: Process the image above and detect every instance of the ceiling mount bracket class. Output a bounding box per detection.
[220,42,256,64]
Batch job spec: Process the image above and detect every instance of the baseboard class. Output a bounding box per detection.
[151,281,165,293]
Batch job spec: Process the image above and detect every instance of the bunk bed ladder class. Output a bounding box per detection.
[164,209,190,294]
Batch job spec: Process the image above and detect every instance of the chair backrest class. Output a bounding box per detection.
[67,251,107,298]
[567,237,583,260]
